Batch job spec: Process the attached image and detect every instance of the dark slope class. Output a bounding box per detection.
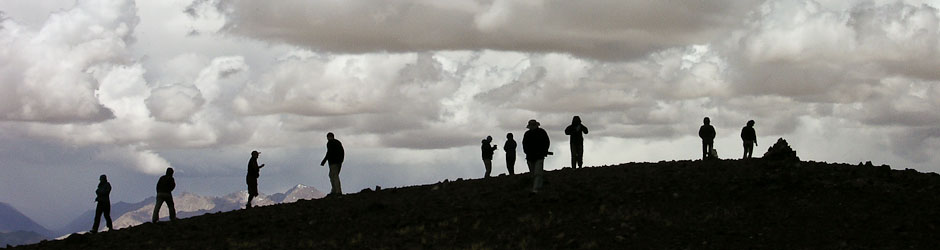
[13,160,940,249]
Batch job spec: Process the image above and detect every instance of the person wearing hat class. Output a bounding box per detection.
[564,116,589,168]
[152,168,177,223]
[481,135,497,178]
[522,119,550,193]
[246,150,266,208]
[320,132,345,195]
[91,174,113,233]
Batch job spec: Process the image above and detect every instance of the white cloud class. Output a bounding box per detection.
[0,0,139,123]
[97,145,172,175]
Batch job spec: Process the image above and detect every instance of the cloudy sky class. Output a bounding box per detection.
[2,0,939,230]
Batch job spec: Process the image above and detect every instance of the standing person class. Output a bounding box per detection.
[699,117,717,160]
[741,120,758,159]
[564,116,589,168]
[481,136,497,178]
[91,174,113,233]
[504,133,517,175]
[152,168,177,223]
[320,132,345,196]
[246,151,265,208]
[523,119,550,193]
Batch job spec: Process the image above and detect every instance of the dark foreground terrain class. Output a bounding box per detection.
[12,159,940,249]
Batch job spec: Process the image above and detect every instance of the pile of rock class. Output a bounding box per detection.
[763,138,799,161]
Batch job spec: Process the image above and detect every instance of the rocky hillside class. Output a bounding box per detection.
[11,159,940,249]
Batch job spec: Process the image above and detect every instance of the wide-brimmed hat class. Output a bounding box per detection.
[526,119,540,129]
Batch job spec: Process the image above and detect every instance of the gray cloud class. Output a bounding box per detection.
[189,0,756,61]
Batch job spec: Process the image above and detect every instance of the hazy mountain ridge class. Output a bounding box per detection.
[12,159,940,249]
[0,203,51,237]
[0,203,53,247]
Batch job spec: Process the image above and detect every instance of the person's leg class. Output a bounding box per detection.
[745,141,754,159]
[575,143,584,168]
[92,206,102,232]
[531,159,544,193]
[506,155,515,175]
[329,163,342,194]
[743,141,748,159]
[526,158,533,173]
[702,141,708,159]
[152,195,163,223]
[706,141,714,159]
[104,203,113,230]
[483,159,492,178]
[246,177,257,208]
[166,195,177,221]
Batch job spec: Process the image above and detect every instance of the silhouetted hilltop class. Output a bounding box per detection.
[11,159,940,249]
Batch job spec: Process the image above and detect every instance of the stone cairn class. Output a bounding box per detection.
[762,138,800,161]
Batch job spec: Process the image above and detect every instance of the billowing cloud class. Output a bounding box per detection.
[0,0,140,123]
[97,145,172,175]
[5,0,940,230]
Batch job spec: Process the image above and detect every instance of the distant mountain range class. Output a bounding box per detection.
[3,184,324,245]
[0,202,54,247]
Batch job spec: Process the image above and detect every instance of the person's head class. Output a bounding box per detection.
[486,135,492,142]
[703,117,710,125]
[251,150,260,157]
[506,133,513,139]
[327,132,334,140]
[165,168,174,176]
[99,174,107,182]
[747,120,755,127]
[572,116,581,125]
[526,119,540,129]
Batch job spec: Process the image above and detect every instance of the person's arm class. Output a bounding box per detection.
[582,125,588,134]
[259,163,265,169]
[321,147,329,166]
[169,178,176,192]
[543,130,551,154]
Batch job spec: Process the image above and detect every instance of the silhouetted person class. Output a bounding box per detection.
[481,136,497,178]
[699,117,716,159]
[246,151,265,208]
[504,133,517,175]
[320,132,345,196]
[523,119,550,193]
[564,116,589,168]
[152,168,177,223]
[91,174,113,233]
[741,120,758,159]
